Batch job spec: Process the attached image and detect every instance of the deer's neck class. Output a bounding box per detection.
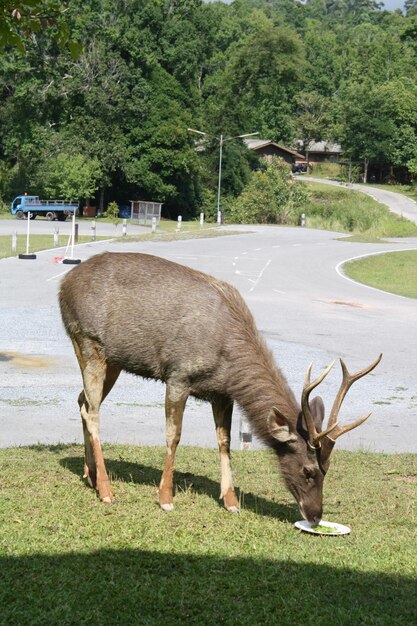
[226,334,299,444]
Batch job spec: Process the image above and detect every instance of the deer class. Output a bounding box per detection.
[59,252,382,523]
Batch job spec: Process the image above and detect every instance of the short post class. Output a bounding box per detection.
[200,212,204,228]
[217,210,222,225]
[63,212,81,265]
[53,226,59,247]
[91,220,96,241]
[12,231,17,254]
[151,216,157,233]
[300,213,306,227]
[74,223,79,243]
[122,219,127,236]
[177,215,182,230]
[19,212,36,260]
[239,415,252,451]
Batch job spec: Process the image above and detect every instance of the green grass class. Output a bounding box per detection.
[0,444,416,625]
[0,234,109,259]
[303,181,417,238]
[344,250,417,299]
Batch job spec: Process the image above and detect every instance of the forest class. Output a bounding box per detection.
[0,0,416,218]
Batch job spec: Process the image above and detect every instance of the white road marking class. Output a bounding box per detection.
[272,289,286,294]
[46,268,73,282]
[249,259,272,292]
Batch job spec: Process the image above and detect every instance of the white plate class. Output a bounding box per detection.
[294,520,351,536]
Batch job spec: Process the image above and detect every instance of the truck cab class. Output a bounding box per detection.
[11,196,39,219]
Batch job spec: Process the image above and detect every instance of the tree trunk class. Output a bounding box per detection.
[363,158,369,183]
[99,188,105,213]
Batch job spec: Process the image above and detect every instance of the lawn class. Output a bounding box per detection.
[0,444,416,625]
[343,250,417,299]
[0,233,109,259]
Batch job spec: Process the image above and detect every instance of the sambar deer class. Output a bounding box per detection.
[59,252,382,523]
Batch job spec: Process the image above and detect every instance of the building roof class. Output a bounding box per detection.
[295,140,342,154]
[244,139,305,160]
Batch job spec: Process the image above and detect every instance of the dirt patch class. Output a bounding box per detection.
[0,351,54,368]
[317,299,367,308]
[396,474,417,484]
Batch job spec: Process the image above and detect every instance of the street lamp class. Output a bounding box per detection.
[188,128,259,223]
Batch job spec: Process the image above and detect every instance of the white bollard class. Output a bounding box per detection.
[91,220,96,241]
[239,415,252,451]
[18,212,36,259]
[152,217,157,233]
[12,231,17,254]
[54,226,59,247]
[217,210,221,225]
[122,219,127,236]
[177,215,182,230]
[300,213,306,227]
[63,212,81,264]
[200,212,204,228]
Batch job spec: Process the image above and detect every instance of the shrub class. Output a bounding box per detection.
[103,201,120,223]
[230,158,309,224]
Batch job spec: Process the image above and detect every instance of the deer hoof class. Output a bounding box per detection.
[160,503,174,512]
[227,505,240,513]
[102,496,115,505]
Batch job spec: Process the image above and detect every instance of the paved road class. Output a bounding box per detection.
[1,222,416,453]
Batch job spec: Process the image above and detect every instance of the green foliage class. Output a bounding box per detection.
[0,0,81,55]
[230,158,309,224]
[0,0,417,213]
[38,152,102,200]
[102,200,119,223]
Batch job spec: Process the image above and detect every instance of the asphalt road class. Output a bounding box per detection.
[1,216,416,453]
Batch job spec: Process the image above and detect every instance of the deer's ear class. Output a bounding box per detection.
[310,396,325,430]
[268,407,298,443]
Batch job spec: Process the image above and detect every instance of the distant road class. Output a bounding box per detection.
[302,177,417,225]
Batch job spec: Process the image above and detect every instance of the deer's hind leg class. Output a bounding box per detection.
[212,396,239,513]
[72,336,121,503]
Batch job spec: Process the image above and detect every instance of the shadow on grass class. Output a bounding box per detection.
[60,455,297,522]
[1,549,415,625]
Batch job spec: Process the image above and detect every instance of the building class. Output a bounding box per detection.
[295,140,343,164]
[244,139,305,165]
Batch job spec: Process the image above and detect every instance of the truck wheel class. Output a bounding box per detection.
[29,213,37,220]
[57,214,67,222]
[15,211,25,220]
[46,211,56,221]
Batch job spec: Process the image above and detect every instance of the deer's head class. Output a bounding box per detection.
[268,354,382,524]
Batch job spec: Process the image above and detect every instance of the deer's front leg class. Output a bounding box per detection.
[159,382,189,511]
[212,396,239,513]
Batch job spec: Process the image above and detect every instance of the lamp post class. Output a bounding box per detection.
[188,128,259,223]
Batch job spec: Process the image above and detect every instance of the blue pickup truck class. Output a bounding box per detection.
[11,195,78,221]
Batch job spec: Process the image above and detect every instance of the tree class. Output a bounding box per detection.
[0,0,80,54]
[230,157,309,225]
[37,152,102,200]
[294,91,330,153]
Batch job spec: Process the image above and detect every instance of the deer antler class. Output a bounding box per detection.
[301,361,340,448]
[325,354,383,441]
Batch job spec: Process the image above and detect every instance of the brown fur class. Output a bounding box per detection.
[59,252,331,521]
